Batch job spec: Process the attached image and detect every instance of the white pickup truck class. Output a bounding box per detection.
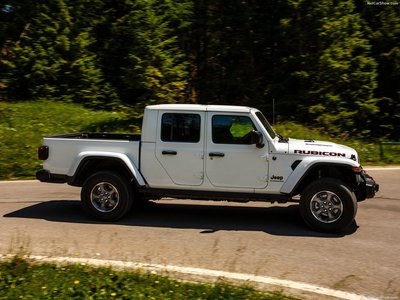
[36,104,378,232]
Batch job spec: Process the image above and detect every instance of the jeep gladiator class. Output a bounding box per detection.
[36,104,379,232]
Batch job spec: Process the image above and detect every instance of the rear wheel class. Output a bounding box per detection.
[300,178,357,232]
[81,171,133,221]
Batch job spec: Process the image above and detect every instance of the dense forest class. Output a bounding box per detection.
[0,0,399,139]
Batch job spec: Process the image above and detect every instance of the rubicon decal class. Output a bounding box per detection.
[294,150,346,157]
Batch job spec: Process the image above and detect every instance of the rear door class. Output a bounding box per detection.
[155,111,205,186]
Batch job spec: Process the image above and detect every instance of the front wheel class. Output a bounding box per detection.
[81,171,133,221]
[299,178,357,233]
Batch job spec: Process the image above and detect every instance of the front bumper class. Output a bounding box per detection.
[363,172,379,198]
[357,172,379,201]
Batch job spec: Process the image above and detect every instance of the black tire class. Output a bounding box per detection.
[299,178,357,233]
[81,171,133,221]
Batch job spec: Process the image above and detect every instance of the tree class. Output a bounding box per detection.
[0,0,36,94]
[308,1,379,136]
[95,0,192,107]
[3,0,117,107]
[189,0,288,112]
[1,0,396,139]
[278,0,379,136]
[361,5,400,140]
[189,0,379,137]
[124,0,191,105]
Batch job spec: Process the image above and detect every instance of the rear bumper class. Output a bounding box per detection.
[36,170,67,184]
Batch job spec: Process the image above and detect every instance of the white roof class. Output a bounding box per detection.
[146,104,255,113]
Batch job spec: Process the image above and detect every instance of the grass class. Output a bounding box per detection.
[0,101,398,180]
[0,256,294,300]
[0,100,140,180]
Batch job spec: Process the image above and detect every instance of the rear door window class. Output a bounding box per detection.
[161,113,201,143]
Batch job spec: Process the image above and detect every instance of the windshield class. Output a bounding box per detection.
[255,111,277,139]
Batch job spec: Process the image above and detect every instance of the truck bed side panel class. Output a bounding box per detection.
[43,138,140,176]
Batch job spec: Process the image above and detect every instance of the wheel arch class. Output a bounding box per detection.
[281,161,359,196]
[67,152,146,187]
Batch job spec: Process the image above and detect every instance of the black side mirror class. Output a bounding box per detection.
[251,131,264,149]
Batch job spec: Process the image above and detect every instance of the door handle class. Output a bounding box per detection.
[209,152,225,157]
[162,150,177,155]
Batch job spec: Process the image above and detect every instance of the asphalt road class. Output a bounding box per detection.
[0,168,399,299]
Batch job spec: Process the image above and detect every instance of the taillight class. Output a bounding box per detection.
[38,145,49,160]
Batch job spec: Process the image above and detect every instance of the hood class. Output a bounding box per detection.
[287,138,358,162]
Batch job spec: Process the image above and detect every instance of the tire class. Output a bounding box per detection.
[299,178,357,233]
[81,171,133,221]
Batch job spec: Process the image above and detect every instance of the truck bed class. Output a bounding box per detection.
[48,132,141,141]
[42,133,141,177]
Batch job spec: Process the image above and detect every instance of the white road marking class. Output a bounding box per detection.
[364,166,400,171]
[0,180,39,184]
[0,254,372,300]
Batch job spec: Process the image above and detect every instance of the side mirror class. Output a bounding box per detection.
[251,131,264,149]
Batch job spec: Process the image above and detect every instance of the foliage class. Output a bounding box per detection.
[361,4,400,140]
[0,1,399,139]
[103,0,192,106]
[0,257,294,300]
[305,1,379,136]
[186,0,394,139]
[1,0,118,108]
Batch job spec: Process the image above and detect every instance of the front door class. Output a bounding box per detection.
[205,112,269,189]
[155,111,205,186]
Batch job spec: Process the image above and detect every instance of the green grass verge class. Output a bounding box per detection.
[0,101,398,180]
[0,257,294,300]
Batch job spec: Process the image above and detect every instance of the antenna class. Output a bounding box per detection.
[272,98,275,125]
